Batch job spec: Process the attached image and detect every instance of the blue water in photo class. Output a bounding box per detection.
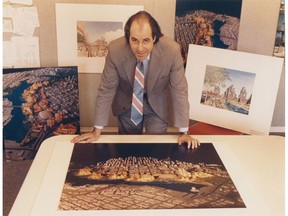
[176,0,243,18]
[211,20,229,49]
[4,80,30,142]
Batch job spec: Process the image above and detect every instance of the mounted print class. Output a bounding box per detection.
[186,44,283,135]
[26,140,269,216]
[56,3,143,73]
[174,0,242,64]
[3,66,80,160]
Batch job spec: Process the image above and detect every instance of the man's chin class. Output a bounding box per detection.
[136,54,148,61]
[137,57,146,61]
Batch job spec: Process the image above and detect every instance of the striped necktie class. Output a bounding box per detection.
[131,61,145,126]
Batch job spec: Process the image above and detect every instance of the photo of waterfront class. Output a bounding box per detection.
[3,67,80,161]
[58,143,245,210]
[174,0,243,62]
[200,65,255,115]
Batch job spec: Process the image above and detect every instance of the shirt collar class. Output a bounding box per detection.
[147,54,151,61]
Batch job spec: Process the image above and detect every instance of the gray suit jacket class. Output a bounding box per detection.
[94,36,189,128]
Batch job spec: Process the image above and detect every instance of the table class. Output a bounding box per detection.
[8,135,285,216]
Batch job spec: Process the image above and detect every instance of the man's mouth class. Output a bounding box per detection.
[137,52,146,58]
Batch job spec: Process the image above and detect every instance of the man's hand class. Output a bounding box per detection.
[178,134,200,149]
[71,128,102,143]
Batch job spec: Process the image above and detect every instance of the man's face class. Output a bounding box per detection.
[129,20,156,61]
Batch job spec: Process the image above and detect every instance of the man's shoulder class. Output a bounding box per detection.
[107,36,130,58]
[157,36,180,51]
[109,36,127,49]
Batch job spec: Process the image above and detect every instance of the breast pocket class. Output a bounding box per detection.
[154,75,170,92]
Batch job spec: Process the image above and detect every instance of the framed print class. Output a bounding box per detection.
[185,44,283,135]
[55,3,143,73]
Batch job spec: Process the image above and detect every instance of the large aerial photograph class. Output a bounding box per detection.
[58,143,245,210]
[174,0,243,62]
[3,66,80,161]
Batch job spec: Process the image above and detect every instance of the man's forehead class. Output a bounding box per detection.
[130,21,153,38]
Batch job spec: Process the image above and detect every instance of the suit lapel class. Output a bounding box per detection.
[147,43,164,94]
[122,45,137,87]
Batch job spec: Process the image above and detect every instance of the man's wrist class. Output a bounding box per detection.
[94,125,104,130]
[179,127,189,135]
[93,126,102,134]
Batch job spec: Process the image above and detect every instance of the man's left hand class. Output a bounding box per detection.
[178,134,200,149]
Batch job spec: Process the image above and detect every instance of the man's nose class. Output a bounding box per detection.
[137,42,144,51]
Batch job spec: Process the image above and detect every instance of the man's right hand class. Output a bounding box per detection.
[71,127,102,143]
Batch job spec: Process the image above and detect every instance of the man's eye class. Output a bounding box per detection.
[144,39,150,44]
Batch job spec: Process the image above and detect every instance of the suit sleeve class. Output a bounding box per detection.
[93,48,119,126]
[169,45,190,128]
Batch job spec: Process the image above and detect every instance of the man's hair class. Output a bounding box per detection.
[124,11,164,44]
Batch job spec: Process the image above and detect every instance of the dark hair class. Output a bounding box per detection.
[124,11,164,44]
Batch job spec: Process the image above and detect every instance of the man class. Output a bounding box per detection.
[72,11,199,149]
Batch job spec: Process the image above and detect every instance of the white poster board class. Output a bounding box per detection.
[186,44,283,135]
[55,3,143,73]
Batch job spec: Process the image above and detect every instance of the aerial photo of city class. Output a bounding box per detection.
[3,67,80,161]
[174,0,242,62]
[58,143,245,210]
